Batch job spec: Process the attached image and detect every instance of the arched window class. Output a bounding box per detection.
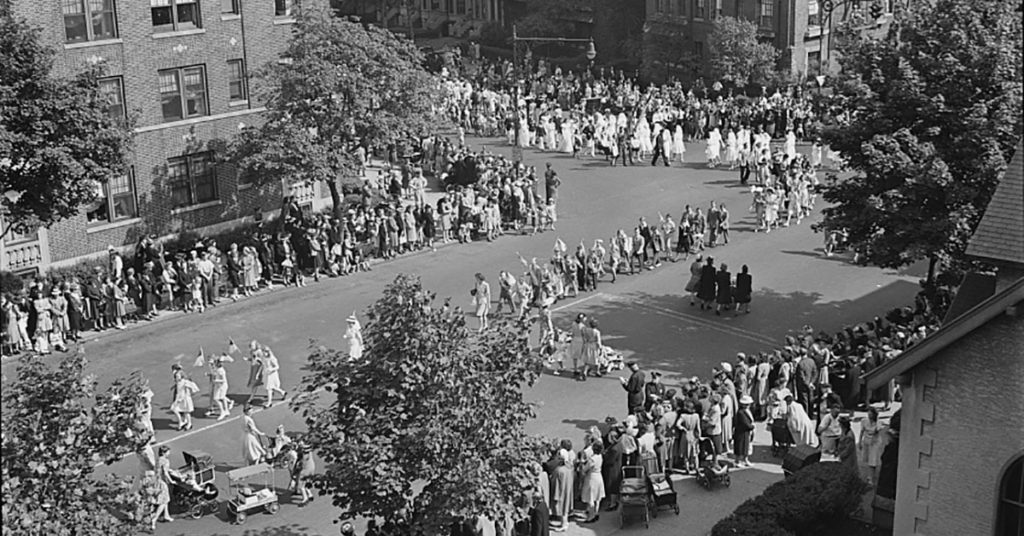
[997,455,1023,536]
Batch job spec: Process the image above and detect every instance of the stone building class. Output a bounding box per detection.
[642,0,894,83]
[2,0,332,276]
[864,144,1024,536]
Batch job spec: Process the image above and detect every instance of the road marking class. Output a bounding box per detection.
[551,292,605,312]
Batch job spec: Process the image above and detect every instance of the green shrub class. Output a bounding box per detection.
[1,270,25,295]
[712,462,869,536]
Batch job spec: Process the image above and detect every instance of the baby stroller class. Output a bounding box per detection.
[600,344,624,373]
[695,438,731,489]
[169,451,219,519]
[646,456,679,516]
[619,465,653,528]
[770,418,795,457]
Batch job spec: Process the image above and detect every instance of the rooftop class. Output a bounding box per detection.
[965,143,1024,266]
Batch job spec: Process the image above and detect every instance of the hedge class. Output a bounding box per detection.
[1,270,24,295]
[712,462,869,536]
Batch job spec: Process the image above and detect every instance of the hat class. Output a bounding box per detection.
[720,362,733,374]
[736,352,746,360]
[627,361,638,368]
[739,395,754,405]
[651,371,662,378]
[50,287,60,295]
[346,313,358,323]
[107,245,116,252]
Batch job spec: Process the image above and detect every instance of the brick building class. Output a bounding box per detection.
[642,0,894,83]
[864,144,1024,536]
[331,0,506,39]
[2,0,330,275]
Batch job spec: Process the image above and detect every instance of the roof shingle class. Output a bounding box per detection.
[966,143,1024,265]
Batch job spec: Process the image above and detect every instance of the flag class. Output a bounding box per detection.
[220,353,235,363]
[228,338,240,354]
[193,347,205,367]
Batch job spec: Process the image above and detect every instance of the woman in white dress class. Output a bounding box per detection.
[636,117,654,156]
[241,404,267,466]
[560,119,574,154]
[705,127,722,168]
[725,128,739,169]
[259,345,286,407]
[517,111,531,148]
[672,124,686,164]
[344,313,363,360]
[568,313,586,378]
[579,442,606,524]
[784,129,797,160]
[544,116,558,151]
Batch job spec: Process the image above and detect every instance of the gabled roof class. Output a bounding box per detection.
[864,276,1024,390]
[965,143,1024,265]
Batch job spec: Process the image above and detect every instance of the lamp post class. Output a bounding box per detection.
[511,24,596,168]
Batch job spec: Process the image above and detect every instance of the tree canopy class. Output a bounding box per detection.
[1,351,152,535]
[820,0,1023,278]
[0,11,133,239]
[294,274,546,535]
[706,16,780,88]
[216,7,443,217]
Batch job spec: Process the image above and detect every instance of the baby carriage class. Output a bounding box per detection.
[169,451,219,519]
[600,344,624,372]
[541,328,571,374]
[770,418,795,457]
[645,455,679,516]
[695,438,731,489]
[620,465,653,528]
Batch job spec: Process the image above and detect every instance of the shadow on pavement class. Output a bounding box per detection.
[561,418,604,432]
[166,522,316,536]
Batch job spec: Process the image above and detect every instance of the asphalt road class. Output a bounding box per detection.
[4,137,922,536]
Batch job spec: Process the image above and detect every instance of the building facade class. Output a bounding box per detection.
[2,0,331,275]
[643,0,894,83]
[331,0,506,39]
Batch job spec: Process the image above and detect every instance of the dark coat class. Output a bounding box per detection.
[735,272,752,303]
[698,264,717,301]
[624,370,646,412]
[715,269,732,304]
[530,502,550,536]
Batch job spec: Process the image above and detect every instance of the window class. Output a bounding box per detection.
[274,0,294,17]
[62,0,117,43]
[151,0,201,33]
[760,0,774,28]
[221,0,238,13]
[694,41,704,59]
[159,66,207,122]
[694,0,706,18]
[998,456,1023,536]
[227,59,247,101]
[86,173,137,224]
[456,0,465,14]
[168,153,217,207]
[98,77,126,123]
[713,0,722,18]
[808,0,820,26]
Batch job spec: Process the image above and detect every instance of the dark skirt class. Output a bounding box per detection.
[734,431,750,457]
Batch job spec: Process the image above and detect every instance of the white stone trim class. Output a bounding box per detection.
[86,217,142,234]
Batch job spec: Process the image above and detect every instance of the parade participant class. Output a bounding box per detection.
[569,313,587,379]
[170,364,198,431]
[241,404,268,466]
[472,272,491,332]
[715,263,733,316]
[245,340,264,405]
[260,344,287,408]
[345,313,364,360]
[292,440,316,506]
[152,446,174,527]
[210,355,233,420]
[698,256,718,310]
[685,254,703,305]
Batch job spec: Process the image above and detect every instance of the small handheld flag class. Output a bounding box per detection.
[193,347,205,368]
[220,353,235,363]
[228,338,240,354]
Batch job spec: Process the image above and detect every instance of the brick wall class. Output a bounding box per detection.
[894,311,1024,535]
[11,0,324,267]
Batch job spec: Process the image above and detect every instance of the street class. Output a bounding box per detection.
[7,138,922,536]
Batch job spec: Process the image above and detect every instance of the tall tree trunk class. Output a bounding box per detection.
[326,179,344,221]
[926,255,938,285]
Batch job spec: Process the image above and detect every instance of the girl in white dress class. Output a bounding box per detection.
[345,313,363,360]
[560,120,574,154]
[241,404,267,466]
[784,130,797,160]
[169,364,199,431]
[725,129,739,169]
[672,124,686,163]
[705,127,723,168]
[637,117,654,156]
[259,345,286,407]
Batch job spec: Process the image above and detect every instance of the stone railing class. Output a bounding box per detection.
[3,238,45,273]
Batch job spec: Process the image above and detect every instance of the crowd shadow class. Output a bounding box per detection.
[168,522,316,536]
[551,278,921,376]
[561,418,602,432]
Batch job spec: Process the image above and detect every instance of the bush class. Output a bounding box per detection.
[712,462,869,536]
[1,270,25,295]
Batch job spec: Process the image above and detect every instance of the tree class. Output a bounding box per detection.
[216,7,443,220]
[820,0,1023,281]
[516,0,643,68]
[294,274,546,535]
[643,30,698,83]
[706,16,780,88]
[1,351,152,535]
[0,11,132,240]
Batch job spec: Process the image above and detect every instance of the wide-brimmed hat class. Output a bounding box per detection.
[739,395,754,405]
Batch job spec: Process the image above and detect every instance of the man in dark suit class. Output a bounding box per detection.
[620,361,646,415]
[698,256,718,310]
[796,353,818,413]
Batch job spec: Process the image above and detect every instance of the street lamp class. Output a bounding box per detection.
[511,25,597,167]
